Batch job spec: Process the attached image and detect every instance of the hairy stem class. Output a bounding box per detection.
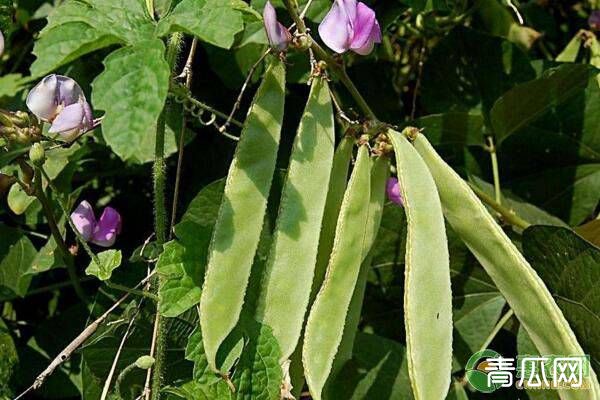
[282,0,378,121]
[34,168,87,302]
[148,32,184,400]
[486,136,502,205]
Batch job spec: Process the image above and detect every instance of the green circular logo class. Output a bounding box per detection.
[465,349,503,393]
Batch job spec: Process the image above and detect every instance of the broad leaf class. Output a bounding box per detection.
[157,0,245,49]
[85,249,122,280]
[30,0,155,77]
[92,39,172,163]
[328,332,412,400]
[0,225,36,298]
[523,226,600,371]
[421,27,535,118]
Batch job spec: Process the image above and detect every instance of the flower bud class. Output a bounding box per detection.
[29,143,46,166]
[386,177,403,206]
[263,1,292,51]
[0,29,4,58]
[292,33,312,51]
[135,355,155,370]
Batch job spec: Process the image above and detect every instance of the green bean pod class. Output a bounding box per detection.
[311,135,354,298]
[199,58,286,372]
[389,130,453,400]
[255,77,335,361]
[303,145,372,400]
[413,133,600,399]
[330,155,390,379]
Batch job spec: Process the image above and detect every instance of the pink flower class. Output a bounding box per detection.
[71,201,122,247]
[386,177,403,206]
[589,10,600,31]
[263,1,291,51]
[318,0,381,55]
[26,75,95,142]
[0,30,4,58]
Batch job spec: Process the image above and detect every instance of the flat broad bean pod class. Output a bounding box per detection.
[199,58,286,372]
[389,129,453,400]
[310,135,354,299]
[413,133,600,400]
[255,77,335,362]
[328,155,390,384]
[303,145,372,400]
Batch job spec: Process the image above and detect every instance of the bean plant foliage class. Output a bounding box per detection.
[0,0,599,399]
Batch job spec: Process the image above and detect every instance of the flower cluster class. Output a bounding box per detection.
[71,201,122,247]
[26,74,95,142]
[262,0,381,55]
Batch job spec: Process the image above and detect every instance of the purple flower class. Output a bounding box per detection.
[386,177,403,206]
[263,1,291,51]
[589,10,600,31]
[26,75,94,142]
[318,0,381,55]
[71,200,122,247]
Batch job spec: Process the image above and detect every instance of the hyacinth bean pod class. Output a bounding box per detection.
[412,134,600,400]
[199,58,286,372]
[330,155,390,381]
[303,145,372,400]
[255,77,335,361]
[311,136,354,298]
[389,129,453,400]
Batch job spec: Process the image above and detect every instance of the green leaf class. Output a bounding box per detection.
[421,27,535,118]
[556,34,583,63]
[92,39,172,163]
[413,134,600,399]
[157,0,245,49]
[234,319,283,400]
[389,130,453,400]
[303,146,372,400]
[30,0,155,77]
[200,58,286,372]
[491,64,600,224]
[413,112,486,148]
[157,240,206,317]
[448,227,506,370]
[0,225,36,297]
[469,176,568,228]
[255,77,335,361]
[0,74,29,99]
[0,318,18,397]
[328,332,412,400]
[523,226,600,371]
[491,64,597,144]
[85,249,122,280]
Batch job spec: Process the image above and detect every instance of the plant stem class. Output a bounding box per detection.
[281,0,378,121]
[106,281,158,301]
[170,38,198,236]
[33,168,87,302]
[486,136,502,205]
[469,183,531,230]
[478,308,515,352]
[148,32,184,400]
[39,167,101,267]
